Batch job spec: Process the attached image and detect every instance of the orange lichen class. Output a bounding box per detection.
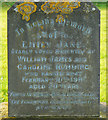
[21,5,31,13]
[41,26,44,30]
[17,2,37,21]
[41,1,80,23]
[41,2,80,22]
[17,1,80,23]
[41,2,80,14]
[42,42,45,48]
[56,15,64,23]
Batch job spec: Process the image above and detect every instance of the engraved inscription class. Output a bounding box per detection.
[8,2,100,116]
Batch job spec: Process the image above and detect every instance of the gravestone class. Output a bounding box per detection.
[8,2,100,117]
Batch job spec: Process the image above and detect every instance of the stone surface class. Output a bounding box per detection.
[8,2,100,117]
[0,102,107,119]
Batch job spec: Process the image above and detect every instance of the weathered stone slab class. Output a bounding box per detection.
[8,2,100,117]
[1,102,107,119]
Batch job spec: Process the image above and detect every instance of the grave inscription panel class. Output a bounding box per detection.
[8,2,100,116]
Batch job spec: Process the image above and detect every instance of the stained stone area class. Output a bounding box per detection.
[8,2,100,117]
[0,102,107,119]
